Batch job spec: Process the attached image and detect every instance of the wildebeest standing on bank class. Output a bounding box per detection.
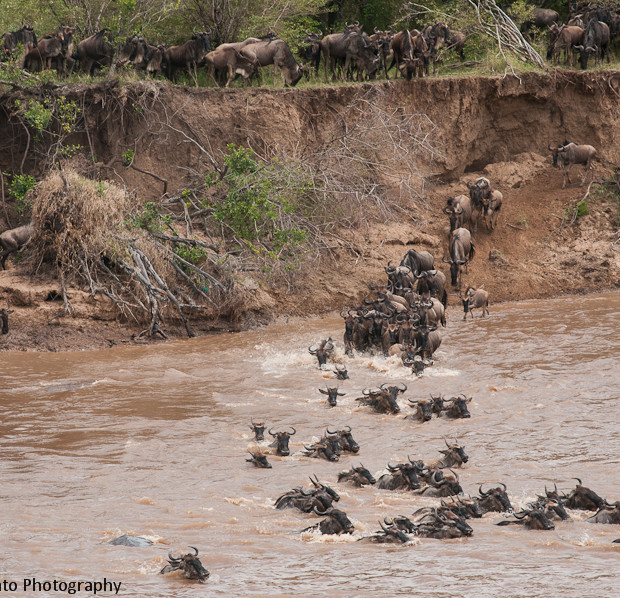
[0,221,34,269]
[165,31,211,84]
[72,29,114,75]
[240,38,303,87]
[548,142,597,188]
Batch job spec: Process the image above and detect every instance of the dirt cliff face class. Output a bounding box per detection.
[1,71,619,350]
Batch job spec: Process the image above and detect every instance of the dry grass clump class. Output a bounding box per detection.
[25,169,232,337]
[29,169,128,272]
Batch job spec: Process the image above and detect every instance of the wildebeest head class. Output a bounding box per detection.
[338,464,376,486]
[408,397,434,422]
[246,447,272,468]
[498,508,555,530]
[548,140,572,167]
[309,474,340,503]
[439,439,469,466]
[327,425,359,453]
[318,385,346,407]
[534,497,571,521]
[308,338,334,367]
[310,507,355,535]
[386,515,416,534]
[563,477,606,510]
[478,483,513,513]
[250,417,265,441]
[362,521,409,544]
[386,458,424,490]
[443,395,472,419]
[160,546,210,583]
[304,440,339,461]
[268,426,296,456]
[442,495,483,519]
[333,364,349,379]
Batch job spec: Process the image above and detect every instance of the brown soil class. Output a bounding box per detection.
[1,71,619,351]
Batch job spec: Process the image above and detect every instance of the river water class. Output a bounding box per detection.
[0,292,619,597]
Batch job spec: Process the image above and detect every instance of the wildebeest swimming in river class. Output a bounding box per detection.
[160,546,210,582]
[109,534,153,547]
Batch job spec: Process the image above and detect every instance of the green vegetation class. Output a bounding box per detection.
[210,144,310,268]
[129,201,172,232]
[8,174,37,215]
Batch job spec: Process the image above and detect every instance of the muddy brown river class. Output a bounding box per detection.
[1,292,619,597]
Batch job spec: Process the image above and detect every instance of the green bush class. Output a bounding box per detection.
[8,174,36,215]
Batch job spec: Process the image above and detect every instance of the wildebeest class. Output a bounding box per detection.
[432,440,469,467]
[303,439,339,462]
[359,521,409,544]
[0,307,9,334]
[109,534,153,546]
[460,286,489,319]
[496,508,555,530]
[415,468,463,497]
[443,227,475,288]
[369,28,393,78]
[441,495,484,519]
[476,483,513,513]
[442,395,472,419]
[318,385,346,407]
[389,29,414,78]
[414,270,447,308]
[445,195,473,232]
[0,221,34,269]
[240,38,303,87]
[24,31,68,72]
[586,502,620,524]
[377,458,424,491]
[412,324,442,360]
[447,30,466,59]
[333,363,349,379]
[575,18,610,69]
[302,507,355,535]
[406,397,434,422]
[546,25,584,66]
[548,142,597,188]
[205,45,257,87]
[326,426,359,453]
[275,476,339,512]
[481,186,503,231]
[412,507,473,538]
[165,31,211,83]
[338,464,376,486]
[308,338,334,367]
[160,547,210,582]
[528,496,571,521]
[423,22,449,74]
[356,384,404,414]
[246,447,272,468]
[320,30,379,82]
[400,248,434,277]
[299,30,322,75]
[250,417,265,441]
[72,29,114,75]
[268,426,296,456]
[562,478,606,510]
[521,7,560,36]
[1,24,37,55]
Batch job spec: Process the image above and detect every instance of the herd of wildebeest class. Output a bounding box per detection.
[2,5,616,586]
[3,3,620,89]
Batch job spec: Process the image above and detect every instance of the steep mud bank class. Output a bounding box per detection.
[0,71,619,350]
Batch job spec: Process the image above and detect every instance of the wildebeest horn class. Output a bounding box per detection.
[408,398,418,405]
[500,482,507,492]
[432,471,443,484]
[354,20,359,26]
[572,477,583,486]
[189,546,199,556]
[288,426,296,435]
[513,511,528,519]
[445,439,452,448]
[308,345,317,354]
[384,517,393,526]
[313,506,329,516]
[344,425,351,432]
[268,428,276,436]
[479,484,491,497]
[326,426,338,435]
[168,552,181,562]
[387,462,398,471]
[398,383,407,391]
